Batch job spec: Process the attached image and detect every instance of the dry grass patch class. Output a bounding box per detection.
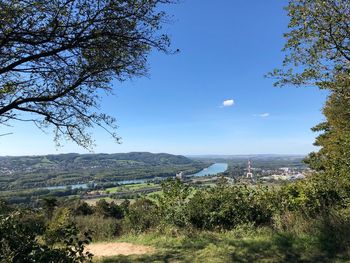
[87,242,155,257]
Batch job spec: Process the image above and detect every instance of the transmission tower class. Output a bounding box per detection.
[246,160,253,179]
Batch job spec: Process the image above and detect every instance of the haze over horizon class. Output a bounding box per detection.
[0,151,308,158]
[0,0,327,156]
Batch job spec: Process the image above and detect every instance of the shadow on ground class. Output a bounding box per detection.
[96,230,350,263]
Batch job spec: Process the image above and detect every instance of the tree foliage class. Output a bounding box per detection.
[158,179,193,228]
[270,0,350,88]
[0,0,174,148]
[305,88,350,175]
[187,184,274,230]
[124,198,159,233]
[94,199,123,219]
[270,0,350,180]
[0,210,92,263]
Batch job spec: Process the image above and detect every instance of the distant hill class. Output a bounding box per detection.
[0,152,194,174]
[187,154,306,159]
[0,152,205,190]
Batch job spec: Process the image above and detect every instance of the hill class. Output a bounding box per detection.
[0,152,206,190]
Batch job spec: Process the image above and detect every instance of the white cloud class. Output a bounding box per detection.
[254,113,270,118]
[222,99,235,107]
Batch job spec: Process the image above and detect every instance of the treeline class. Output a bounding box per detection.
[0,188,82,205]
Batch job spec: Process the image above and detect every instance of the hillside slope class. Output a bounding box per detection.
[0,152,205,190]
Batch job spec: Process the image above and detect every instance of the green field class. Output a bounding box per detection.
[106,183,158,194]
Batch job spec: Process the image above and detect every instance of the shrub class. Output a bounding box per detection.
[72,201,94,216]
[187,184,274,230]
[44,207,74,245]
[278,172,350,216]
[124,198,159,233]
[0,210,92,262]
[314,207,350,257]
[75,215,121,242]
[94,199,123,219]
[0,199,12,215]
[157,179,193,228]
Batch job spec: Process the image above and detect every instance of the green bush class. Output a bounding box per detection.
[75,215,121,242]
[314,210,350,257]
[187,184,274,230]
[278,172,350,216]
[157,179,193,228]
[71,201,94,216]
[0,199,12,215]
[94,199,123,219]
[0,210,92,262]
[123,198,159,233]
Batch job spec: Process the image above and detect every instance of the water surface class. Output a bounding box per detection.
[190,163,228,177]
[45,163,228,190]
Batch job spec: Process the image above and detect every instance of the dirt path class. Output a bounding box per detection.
[86,242,155,257]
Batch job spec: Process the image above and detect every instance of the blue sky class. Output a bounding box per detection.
[0,0,328,156]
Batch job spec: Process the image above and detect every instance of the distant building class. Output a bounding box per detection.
[290,173,305,180]
[280,167,290,173]
[261,173,305,181]
[176,171,184,180]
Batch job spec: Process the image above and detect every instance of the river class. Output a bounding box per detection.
[191,163,228,177]
[45,162,228,190]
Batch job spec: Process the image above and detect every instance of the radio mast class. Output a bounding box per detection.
[246,160,253,179]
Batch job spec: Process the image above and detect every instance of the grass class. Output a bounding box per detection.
[76,215,120,241]
[85,197,118,205]
[106,183,158,194]
[146,191,163,202]
[93,222,350,263]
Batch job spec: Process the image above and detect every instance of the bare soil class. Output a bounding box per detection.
[86,242,155,257]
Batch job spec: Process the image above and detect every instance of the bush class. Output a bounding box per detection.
[272,211,313,234]
[278,172,350,216]
[187,184,274,230]
[315,208,350,257]
[71,201,94,216]
[123,198,159,233]
[272,206,350,259]
[94,199,123,219]
[0,199,12,215]
[75,215,121,242]
[157,179,193,228]
[0,210,92,262]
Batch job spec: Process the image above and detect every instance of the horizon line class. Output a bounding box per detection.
[0,152,308,157]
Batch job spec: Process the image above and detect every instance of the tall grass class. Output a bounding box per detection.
[75,215,121,242]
